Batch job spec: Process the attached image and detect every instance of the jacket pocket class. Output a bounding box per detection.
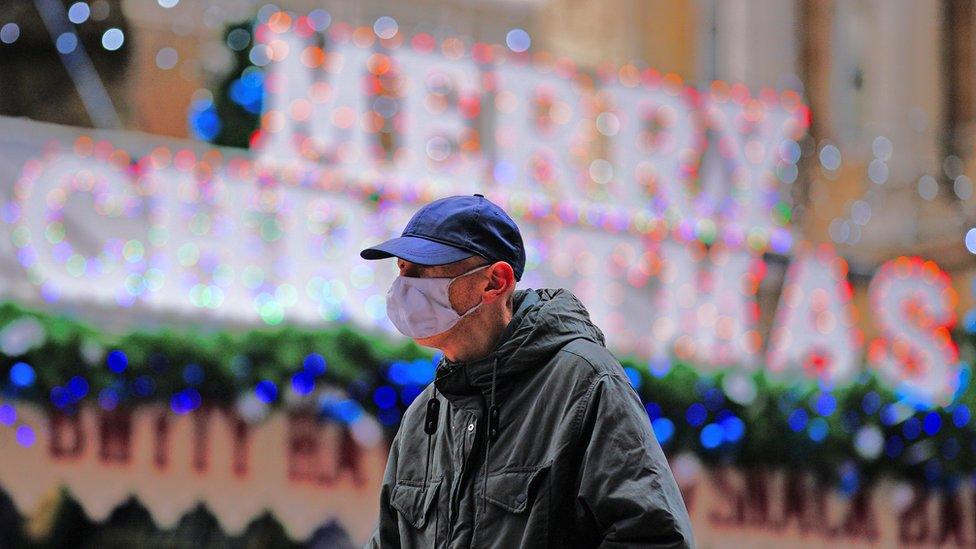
[485,462,551,513]
[390,478,441,529]
[482,463,553,547]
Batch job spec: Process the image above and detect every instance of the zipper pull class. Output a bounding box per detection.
[424,398,440,435]
[488,404,499,442]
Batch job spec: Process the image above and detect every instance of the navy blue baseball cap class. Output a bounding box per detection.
[360,193,526,281]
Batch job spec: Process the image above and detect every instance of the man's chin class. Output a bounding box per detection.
[412,333,447,349]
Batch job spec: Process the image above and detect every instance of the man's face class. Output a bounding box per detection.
[396,256,492,343]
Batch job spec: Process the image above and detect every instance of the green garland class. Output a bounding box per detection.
[1,299,975,494]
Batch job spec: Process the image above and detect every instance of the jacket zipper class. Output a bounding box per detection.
[447,409,482,546]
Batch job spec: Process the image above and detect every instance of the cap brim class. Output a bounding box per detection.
[360,235,476,266]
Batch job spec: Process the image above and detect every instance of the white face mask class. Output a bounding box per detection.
[386,263,492,339]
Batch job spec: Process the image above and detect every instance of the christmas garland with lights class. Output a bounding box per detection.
[1,299,975,494]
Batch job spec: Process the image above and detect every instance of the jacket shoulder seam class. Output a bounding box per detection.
[559,343,614,442]
[571,371,613,442]
[559,345,601,373]
[561,343,629,383]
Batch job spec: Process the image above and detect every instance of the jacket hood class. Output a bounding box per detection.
[433,287,606,401]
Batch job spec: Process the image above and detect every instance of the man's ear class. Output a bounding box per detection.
[486,261,515,300]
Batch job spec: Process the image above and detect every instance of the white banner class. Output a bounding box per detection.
[0,399,385,543]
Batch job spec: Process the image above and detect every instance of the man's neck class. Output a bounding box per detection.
[442,306,514,363]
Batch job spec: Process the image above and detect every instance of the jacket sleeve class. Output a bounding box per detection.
[364,428,402,549]
[574,373,695,549]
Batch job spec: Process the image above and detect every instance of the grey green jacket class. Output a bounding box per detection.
[366,288,695,548]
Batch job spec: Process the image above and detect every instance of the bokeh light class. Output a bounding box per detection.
[156,47,178,69]
[101,28,124,51]
[56,33,78,54]
[15,425,35,447]
[290,370,315,395]
[255,379,278,403]
[373,16,398,39]
[652,417,675,445]
[68,2,91,24]
[506,28,531,52]
[0,23,19,44]
[0,404,16,426]
[106,349,128,373]
[9,362,35,388]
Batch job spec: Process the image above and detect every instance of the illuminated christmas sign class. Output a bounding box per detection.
[0,11,963,407]
[253,12,809,253]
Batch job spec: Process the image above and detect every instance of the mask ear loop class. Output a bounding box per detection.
[448,263,494,318]
[457,262,493,278]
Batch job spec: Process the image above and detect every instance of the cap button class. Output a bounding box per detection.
[473,193,484,198]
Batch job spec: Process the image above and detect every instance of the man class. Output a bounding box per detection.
[360,194,694,548]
